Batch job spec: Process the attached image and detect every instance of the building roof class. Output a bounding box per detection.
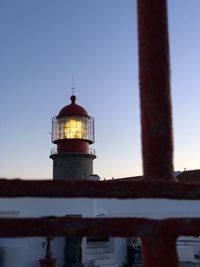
[176,169,200,183]
[104,170,200,183]
[103,175,142,182]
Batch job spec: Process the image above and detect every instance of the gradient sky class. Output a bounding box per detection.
[0,0,199,179]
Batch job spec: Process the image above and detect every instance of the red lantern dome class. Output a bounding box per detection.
[57,95,89,118]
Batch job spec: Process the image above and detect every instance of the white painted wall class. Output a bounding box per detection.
[0,198,96,217]
[113,238,127,266]
[95,199,200,219]
[0,237,65,267]
[2,198,200,220]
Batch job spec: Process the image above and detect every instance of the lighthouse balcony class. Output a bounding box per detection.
[50,147,96,156]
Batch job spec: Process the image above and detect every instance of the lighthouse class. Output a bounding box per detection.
[50,95,96,181]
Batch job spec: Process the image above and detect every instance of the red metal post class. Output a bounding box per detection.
[137,0,175,181]
[142,235,178,267]
[137,1,178,266]
[0,217,200,238]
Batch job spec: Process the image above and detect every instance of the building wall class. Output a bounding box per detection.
[94,199,200,219]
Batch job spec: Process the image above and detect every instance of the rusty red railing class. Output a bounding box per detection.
[0,1,199,267]
[0,179,200,199]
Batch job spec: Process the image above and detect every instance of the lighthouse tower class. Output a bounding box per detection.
[50,95,96,181]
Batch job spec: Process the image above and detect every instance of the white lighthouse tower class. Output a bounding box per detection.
[50,95,96,181]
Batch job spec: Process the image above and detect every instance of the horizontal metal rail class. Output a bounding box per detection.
[0,216,200,237]
[0,179,200,199]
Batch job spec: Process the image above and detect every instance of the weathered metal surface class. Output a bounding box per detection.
[0,217,200,237]
[137,0,177,266]
[142,235,178,267]
[1,179,200,199]
[137,0,175,181]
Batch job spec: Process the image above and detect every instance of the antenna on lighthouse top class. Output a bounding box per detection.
[71,76,75,96]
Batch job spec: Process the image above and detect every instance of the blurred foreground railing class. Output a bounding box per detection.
[0,1,198,267]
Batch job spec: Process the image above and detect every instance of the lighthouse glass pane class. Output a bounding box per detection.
[64,118,86,139]
[57,116,88,140]
[53,116,94,142]
[52,116,59,142]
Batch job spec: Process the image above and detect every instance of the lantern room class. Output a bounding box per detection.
[51,95,95,154]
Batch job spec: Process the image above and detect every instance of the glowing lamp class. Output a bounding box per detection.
[64,119,84,139]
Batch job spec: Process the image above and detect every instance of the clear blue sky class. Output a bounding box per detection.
[0,0,199,179]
